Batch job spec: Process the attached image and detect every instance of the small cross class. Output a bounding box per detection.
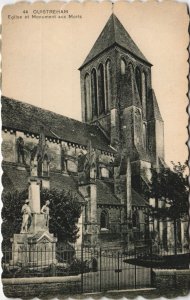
[112,2,114,14]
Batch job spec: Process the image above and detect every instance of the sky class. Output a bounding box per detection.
[1,1,189,166]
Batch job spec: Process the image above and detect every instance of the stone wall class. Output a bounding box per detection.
[46,140,61,171]
[153,269,190,292]
[2,128,114,179]
[2,130,17,163]
[147,97,164,169]
[155,119,165,163]
[2,275,81,298]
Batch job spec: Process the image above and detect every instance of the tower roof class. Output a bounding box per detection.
[80,14,151,69]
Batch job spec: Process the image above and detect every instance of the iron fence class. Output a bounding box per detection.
[81,246,152,293]
[2,245,82,278]
[2,241,189,293]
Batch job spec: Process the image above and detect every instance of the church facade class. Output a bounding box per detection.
[2,14,166,248]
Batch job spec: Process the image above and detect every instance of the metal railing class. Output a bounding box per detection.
[2,241,189,293]
[2,245,82,278]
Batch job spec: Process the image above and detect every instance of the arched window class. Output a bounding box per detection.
[84,73,92,121]
[132,211,139,228]
[100,210,109,229]
[143,123,147,150]
[121,58,126,75]
[91,68,98,117]
[126,63,134,83]
[120,63,133,110]
[98,64,106,115]
[142,72,147,118]
[135,67,142,101]
[105,59,111,112]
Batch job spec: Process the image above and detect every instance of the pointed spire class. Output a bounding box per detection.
[79,14,151,69]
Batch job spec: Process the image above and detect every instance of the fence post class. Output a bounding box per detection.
[117,252,120,290]
[134,246,137,289]
[150,239,153,287]
[174,219,177,257]
[100,248,102,292]
[81,243,84,293]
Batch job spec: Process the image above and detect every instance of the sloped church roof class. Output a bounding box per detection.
[1,96,115,154]
[80,14,151,69]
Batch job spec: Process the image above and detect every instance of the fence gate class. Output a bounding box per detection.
[81,247,152,293]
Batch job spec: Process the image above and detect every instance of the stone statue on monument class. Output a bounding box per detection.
[41,200,50,228]
[10,128,57,267]
[20,199,32,233]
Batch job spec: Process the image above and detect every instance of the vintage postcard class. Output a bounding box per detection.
[1,1,189,298]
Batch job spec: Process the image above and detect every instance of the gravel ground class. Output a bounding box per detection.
[37,287,190,300]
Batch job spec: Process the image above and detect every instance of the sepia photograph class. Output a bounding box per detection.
[1,1,189,298]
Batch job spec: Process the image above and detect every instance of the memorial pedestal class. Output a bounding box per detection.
[10,214,57,268]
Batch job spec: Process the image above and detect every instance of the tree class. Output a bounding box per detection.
[144,162,188,251]
[2,188,82,248]
[2,189,28,248]
[41,189,82,244]
[146,162,188,220]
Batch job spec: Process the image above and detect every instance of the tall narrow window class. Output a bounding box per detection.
[100,210,109,229]
[132,211,139,228]
[120,63,132,110]
[135,67,142,101]
[143,123,147,150]
[91,69,98,117]
[142,72,147,118]
[105,59,111,112]
[98,64,106,115]
[121,58,126,75]
[84,73,92,121]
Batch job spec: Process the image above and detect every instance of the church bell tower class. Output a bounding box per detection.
[79,14,164,190]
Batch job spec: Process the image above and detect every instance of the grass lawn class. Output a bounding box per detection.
[124,253,189,269]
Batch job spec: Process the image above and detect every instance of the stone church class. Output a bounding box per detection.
[2,14,165,247]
